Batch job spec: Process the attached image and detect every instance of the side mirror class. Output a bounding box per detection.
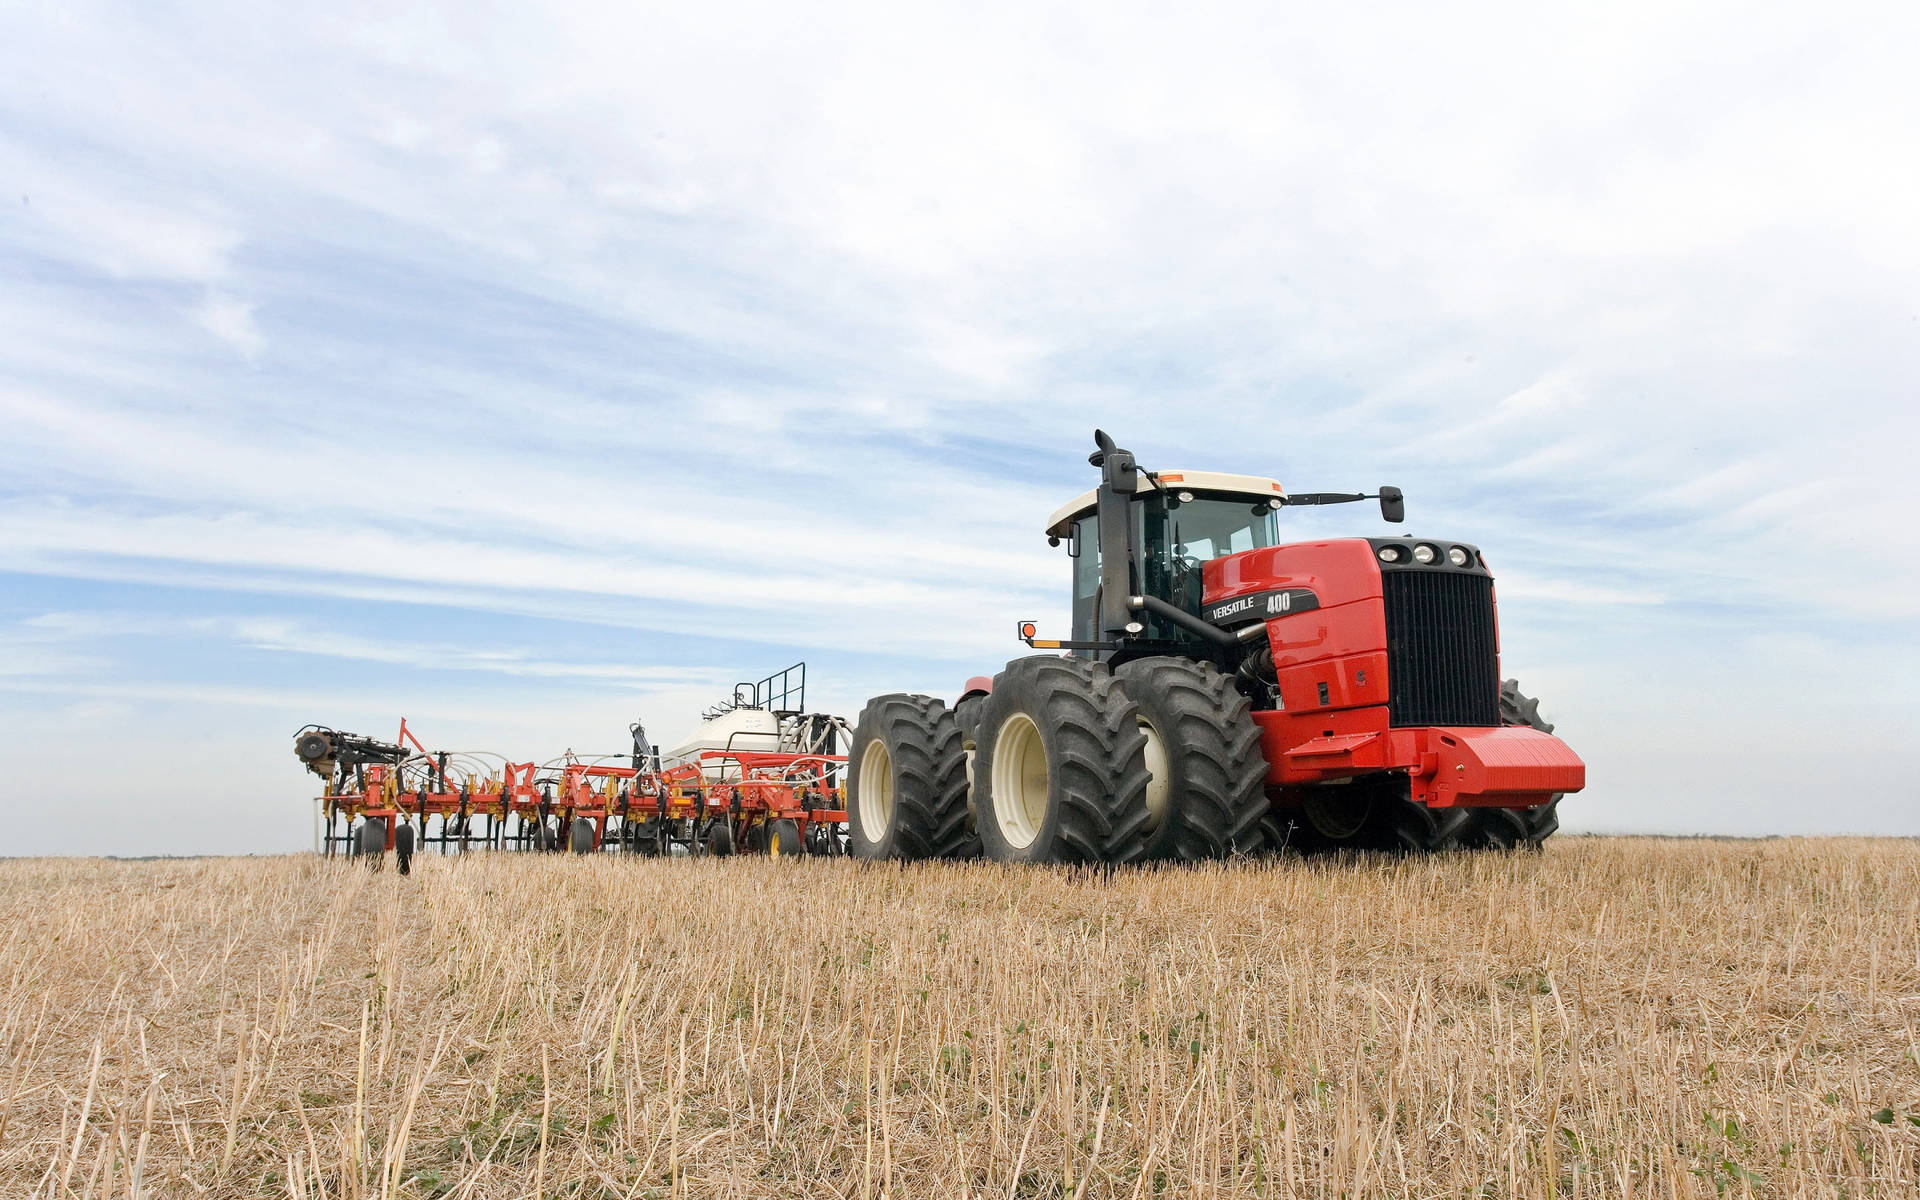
[1378,486,1405,523]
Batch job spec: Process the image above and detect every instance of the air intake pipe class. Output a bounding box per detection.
[1127,595,1268,648]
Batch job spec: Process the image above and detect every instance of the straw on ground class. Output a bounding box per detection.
[1,839,1915,1197]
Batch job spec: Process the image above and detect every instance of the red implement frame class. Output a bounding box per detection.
[315,720,848,857]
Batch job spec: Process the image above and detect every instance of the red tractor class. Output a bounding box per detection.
[847,431,1585,862]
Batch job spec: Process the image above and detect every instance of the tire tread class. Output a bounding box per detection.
[848,694,976,860]
[1114,657,1269,860]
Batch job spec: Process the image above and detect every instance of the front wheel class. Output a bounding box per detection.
[1113,657,1268,860]
[973,658,1150,865]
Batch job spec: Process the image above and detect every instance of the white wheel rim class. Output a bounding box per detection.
[1139,717,1170,832]
[991,713,1049,848]
[858,740,894,838]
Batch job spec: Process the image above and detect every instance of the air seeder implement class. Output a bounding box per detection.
[297,665,851,859]
[847,431,1586,862]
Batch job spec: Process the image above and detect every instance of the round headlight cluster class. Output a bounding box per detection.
[1379,542,1477,568]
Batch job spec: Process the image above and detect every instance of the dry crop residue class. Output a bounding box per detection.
[0,839,1916,1197]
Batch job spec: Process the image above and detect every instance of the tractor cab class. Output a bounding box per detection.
[1045,471,1288,649]
[1028,431,1402,661]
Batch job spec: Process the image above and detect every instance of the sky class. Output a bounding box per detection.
[1,0,1916,854]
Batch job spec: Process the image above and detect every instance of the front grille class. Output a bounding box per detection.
[1382,571,1500,727]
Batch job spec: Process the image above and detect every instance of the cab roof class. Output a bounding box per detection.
[1045,469,1287,537]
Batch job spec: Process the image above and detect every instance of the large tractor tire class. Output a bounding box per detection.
[1113,657,1268,860]
[973,657,1151,865]
[1458,680,1564,849]
[847,694,975,860]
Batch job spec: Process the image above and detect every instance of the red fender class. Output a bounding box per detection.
[956,675,993,706]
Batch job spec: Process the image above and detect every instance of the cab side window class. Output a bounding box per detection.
[1070,515,1100,649]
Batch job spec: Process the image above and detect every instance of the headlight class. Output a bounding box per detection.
[1412,543,1437,564]
[1377,544,1405,564]
[1176,490,1194,503]
[1447,546,1470,567]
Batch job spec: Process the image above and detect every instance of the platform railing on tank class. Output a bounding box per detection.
[702,661,807,719]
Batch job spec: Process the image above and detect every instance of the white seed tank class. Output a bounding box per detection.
[660,708,781,781]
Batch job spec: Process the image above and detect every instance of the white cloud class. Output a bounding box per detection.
[192,291,265,355]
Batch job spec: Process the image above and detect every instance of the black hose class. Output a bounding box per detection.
[1127,594,1250,647]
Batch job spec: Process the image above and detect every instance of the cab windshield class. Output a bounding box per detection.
[1147,493,1280,562]
[1140,492,1280,612]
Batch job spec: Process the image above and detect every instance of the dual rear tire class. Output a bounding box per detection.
[847,694,976,860]
[971,658,1150,864]
[849,657,1267,865]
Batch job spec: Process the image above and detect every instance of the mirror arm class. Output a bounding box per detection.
[1280,487,1406,522]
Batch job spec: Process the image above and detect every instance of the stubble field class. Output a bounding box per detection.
[1,839,1916,1198]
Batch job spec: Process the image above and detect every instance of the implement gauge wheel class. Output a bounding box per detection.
[705,821,734,857]
[569,817,595,854]
[973,657,1151,865]
[765,819,803,859]
[1458,680,1565,850]
[1113,657,1268,860]
[626,818,659,856]
[847,694,974,861]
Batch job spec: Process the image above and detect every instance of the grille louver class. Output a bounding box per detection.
[1382,571,1500,727]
